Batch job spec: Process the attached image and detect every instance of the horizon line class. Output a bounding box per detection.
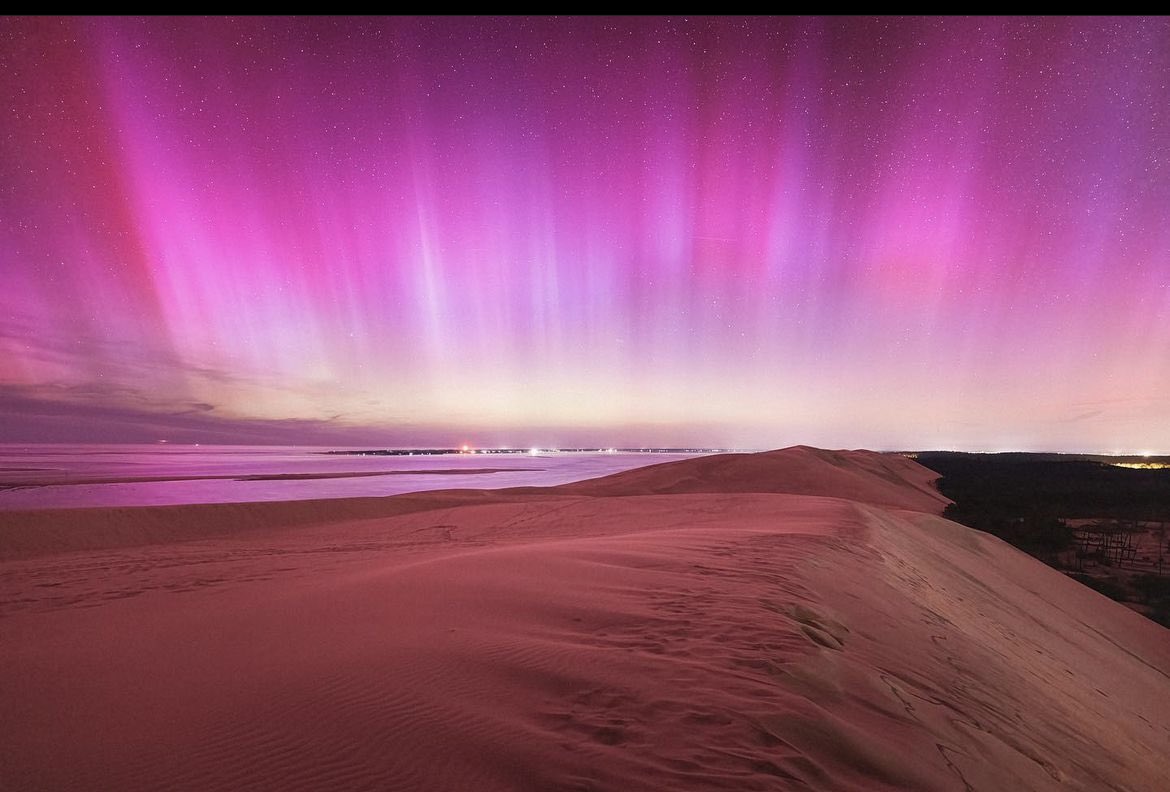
[2,441,1169,458]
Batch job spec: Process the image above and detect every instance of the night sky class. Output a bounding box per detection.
[2,16,1168,452]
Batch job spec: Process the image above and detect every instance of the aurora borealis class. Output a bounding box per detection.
[2,16,1168,451]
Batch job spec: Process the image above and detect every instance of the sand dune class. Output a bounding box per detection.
[553,446,950,511]
[1,448,1167,790]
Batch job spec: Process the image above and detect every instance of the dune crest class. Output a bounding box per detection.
[553,446,950,512]
[1,448,1166,791]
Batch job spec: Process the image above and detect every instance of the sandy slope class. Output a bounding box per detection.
[1,448,1167,791]
[553,446,950,512]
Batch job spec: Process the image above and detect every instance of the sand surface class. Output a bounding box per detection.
[2,446,1168,790]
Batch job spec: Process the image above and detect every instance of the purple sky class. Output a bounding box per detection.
[2,16,1168,452]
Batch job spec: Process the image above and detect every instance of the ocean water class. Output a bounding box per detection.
[0,444,705,510]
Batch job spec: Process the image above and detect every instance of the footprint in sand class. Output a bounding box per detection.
[786,604,849,651]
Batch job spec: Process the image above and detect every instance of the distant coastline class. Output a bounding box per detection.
[323,447,741,456]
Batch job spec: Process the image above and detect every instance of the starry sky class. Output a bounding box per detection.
[2,16,1168,452]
